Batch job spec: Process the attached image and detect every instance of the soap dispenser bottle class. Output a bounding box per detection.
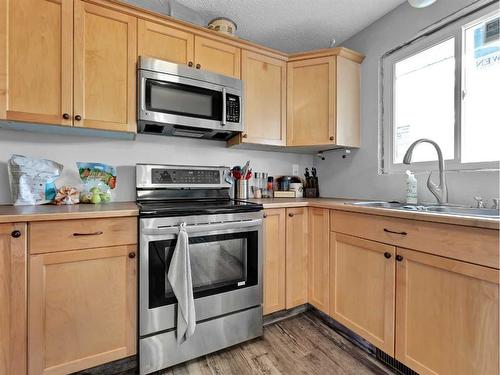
[406,170,418,204]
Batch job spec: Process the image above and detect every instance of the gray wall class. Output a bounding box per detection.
[0,129,312,204]
[315,0,499,206]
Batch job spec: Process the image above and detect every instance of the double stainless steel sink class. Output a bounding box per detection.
[347,201,500,218]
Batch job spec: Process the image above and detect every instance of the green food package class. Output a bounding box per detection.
[77,162,116,204]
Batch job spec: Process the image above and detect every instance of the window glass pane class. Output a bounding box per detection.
[393,38,455,164]
[462,12,500,163]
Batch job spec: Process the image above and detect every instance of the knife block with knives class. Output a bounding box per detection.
[304,167,319,198]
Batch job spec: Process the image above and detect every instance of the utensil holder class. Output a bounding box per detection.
[235,180,249,199]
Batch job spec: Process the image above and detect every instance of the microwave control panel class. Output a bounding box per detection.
[226,94,240,123]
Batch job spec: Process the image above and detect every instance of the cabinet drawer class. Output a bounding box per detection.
[330,210,499,269]
[29,217,137,254]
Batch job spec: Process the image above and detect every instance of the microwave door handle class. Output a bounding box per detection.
[221,87,227,126]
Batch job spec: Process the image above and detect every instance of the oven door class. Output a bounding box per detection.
[138,70,243,133]
[139,212,263,336]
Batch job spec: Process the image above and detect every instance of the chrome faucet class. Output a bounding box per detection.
[403,139,448,205]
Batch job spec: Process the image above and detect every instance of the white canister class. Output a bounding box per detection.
[289,183,303,198]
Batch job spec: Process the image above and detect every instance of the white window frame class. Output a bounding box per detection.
[380,3,499,174]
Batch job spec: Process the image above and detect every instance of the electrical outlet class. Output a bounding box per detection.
[292,164,299,176]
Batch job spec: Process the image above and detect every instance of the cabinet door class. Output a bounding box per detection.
[329,233,395,355]
[137,19,194,65]
[29,246,137,375]
[308,208,329,313]
[263,208,286,315]
[0,223,27,375]
[239,50,286,145]
[194,36,241,78]
[285,207,309,308]
[0,0,73,125]
[74,1,137,132]
[395,248,499,375]
[287,56,335,146]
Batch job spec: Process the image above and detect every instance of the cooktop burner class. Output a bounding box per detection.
[138,199,263,217]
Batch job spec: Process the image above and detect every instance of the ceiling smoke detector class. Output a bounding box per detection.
[408,0,437,8]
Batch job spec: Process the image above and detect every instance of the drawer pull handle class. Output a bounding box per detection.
[288,213,294,217]
[11,230,22,238]
[396,255,404,262]
[383,228,407,236]
[128,252,136,259]
[73,231,103,236]
[384,252,391,259]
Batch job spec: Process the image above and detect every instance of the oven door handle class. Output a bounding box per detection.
[142,219,262,236]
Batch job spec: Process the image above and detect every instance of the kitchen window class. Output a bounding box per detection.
[380,4,499,173]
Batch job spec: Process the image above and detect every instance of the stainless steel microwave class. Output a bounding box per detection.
[137,56,243,140]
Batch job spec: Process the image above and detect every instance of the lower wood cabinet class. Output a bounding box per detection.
[395,247,499,375]
[262,207,309,314]
[0,223,27,375]
[29,245,137,375]
[329,233,396,355]
[262,209,286,315]
[285,207,309,309]
[308,208,329,313]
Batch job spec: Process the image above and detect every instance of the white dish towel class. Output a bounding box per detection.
[167,222,196,344]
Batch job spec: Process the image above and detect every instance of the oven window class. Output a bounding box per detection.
[148,231,258,309]
[145,79,222,120]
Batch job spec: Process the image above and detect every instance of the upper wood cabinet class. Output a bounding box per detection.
[308,207,329,313]
[287,56,335,146]
[285,207,309,309]
[395,248,499,375]
[329,232,395,355]
[137,19,194,65]
[0,0,73,126]
[0,223,27,375]
[29,245,137,375]
[194,36,241,78]
[0,0,137,133]
[287,54,361,147]
[229,50,287,146]
[262,208,287,315]
[74,1,137,132]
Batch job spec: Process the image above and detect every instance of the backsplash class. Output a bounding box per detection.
[0,129,312,204]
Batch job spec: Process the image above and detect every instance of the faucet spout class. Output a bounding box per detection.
[403,138,448,204]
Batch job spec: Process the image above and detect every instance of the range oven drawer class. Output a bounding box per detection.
[139,306,263,374]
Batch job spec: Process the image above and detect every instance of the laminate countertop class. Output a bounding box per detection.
[0,202,138,223]
[0,199,498,230]
[249,198,500,230]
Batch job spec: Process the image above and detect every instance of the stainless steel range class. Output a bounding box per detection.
[136,164,263,374]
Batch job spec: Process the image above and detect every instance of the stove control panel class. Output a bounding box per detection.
[151,168,221,185]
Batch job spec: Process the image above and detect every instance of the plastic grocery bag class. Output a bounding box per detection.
[77,162,117,204]
[8,154,63,206]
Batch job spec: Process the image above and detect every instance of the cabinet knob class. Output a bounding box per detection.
[11,230,21,238]
[396,255,403,262]
[62,113,70,120]
[384,252,391,259]
[188,61,193,67]
[128,252,136,259]
[75,115,82,121]
[288,212,294,217]
[195,63,201,69]
[329,136,334,141]
[263,213,267,218]
[242,133,248,138]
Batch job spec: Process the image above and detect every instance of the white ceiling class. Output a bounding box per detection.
[175,0,407,52]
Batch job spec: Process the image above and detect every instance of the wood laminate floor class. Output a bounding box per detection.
[161,311,396,375]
